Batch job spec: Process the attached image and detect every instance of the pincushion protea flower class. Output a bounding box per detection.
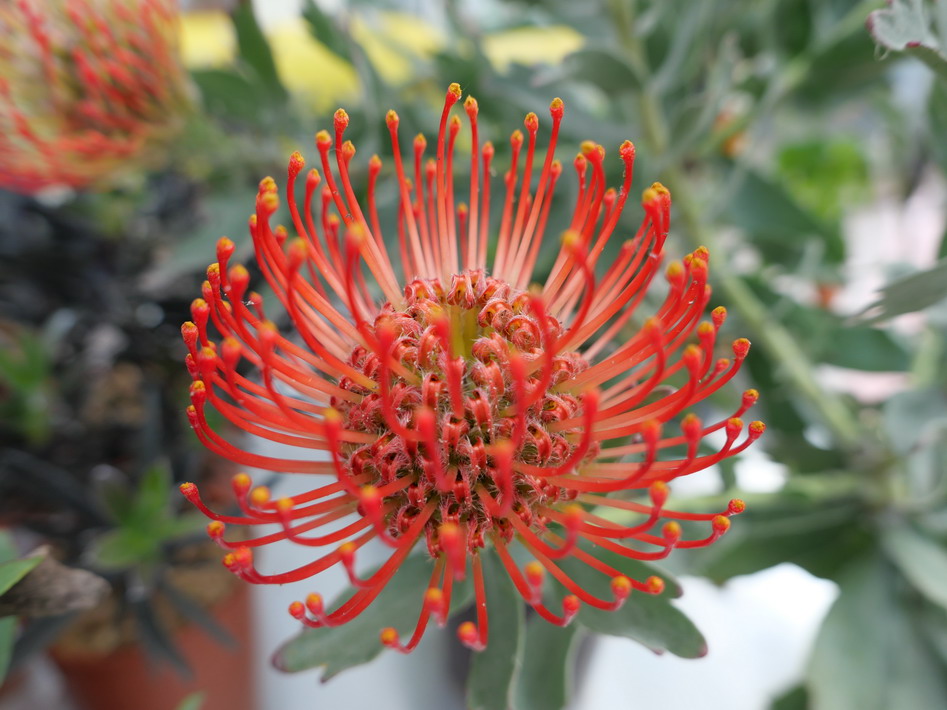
[0,0,187,194]
[180,83,764,653]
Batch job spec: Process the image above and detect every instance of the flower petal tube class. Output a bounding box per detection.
[0,0,187,193]
[180,84,764,652]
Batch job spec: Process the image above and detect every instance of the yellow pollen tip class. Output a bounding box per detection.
[207,521,225,537]
[642,187,660,204]
[524,561,545,581]
[663,521,682,539]
[315,129,331,144]
[380,627,399,645]
[424,588,444,607]
[564,504,584,523]
[339,542,357,557]
[561,229,581,250]
[232,473,251,491]
[647,576,665,594]
[611,576,632,597]
[250,486,271,507]
[276,497,293,513]
[651,181,669,195]
[713,515,731,533]
[323,407,343,425]
[447,82,462,99]
[260,192,279,211]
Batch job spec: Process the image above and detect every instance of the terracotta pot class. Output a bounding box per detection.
[52,583,253,710]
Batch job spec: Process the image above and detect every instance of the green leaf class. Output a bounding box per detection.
[513,619,580,710]
[882,388,947,455]
[0,534,15,565]
[274,553,471,679]
[929,80,947,176]
[726,169,845,263]
[467,550,524,710]
[695,495,870,583]
[302,0,352,61]
[570,536,684,599]
[86,529,157,571]
[132,463,172,525]
[559,49,641,93]
[807,553,947,710]
[0,616,15,684]
[883,524,947,611]
[231,3,289,104]
[555,554,705,658]
[857,259,947,323]
[771,684,809,710]
[0,558,42,599]
[191,69,269,122]
[821,325,909,372]
[868,0,947,82]
[133,599,192,678]
[175,692,205,710]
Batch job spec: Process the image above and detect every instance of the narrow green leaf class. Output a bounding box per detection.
[868,0,947,82]
[467,550,524,710]
[883,524,947,611]
[0,616,15,684]
[302,0,352,61]
[0,558,42,598]
[771,685,809,710]
[857,259,947,323]
[87,529,156,571]
[273,554,471,679]
[231,3,289,104]
[133,599,192,679]
[191,69,268,122]
[0,534,15,565]
[132,463,172,525]
[808,553,947,710]
[513,619,579,710]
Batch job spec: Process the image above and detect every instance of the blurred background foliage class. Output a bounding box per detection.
[2,0,947,708]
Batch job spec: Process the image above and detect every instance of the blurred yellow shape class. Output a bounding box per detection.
[269,20,359,112]
[483,26,584,71]
[179,11,236,69]
[352,12,445,84]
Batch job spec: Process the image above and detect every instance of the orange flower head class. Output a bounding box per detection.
[180,84,764,652]
[0,0,188,193]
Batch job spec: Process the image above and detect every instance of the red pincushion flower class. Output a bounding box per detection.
[0,0,187,193]
[180,83,764,653]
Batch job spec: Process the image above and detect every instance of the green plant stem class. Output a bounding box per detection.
[608,0,861,450]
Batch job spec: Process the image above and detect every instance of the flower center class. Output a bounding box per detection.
[331,269,597,556]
